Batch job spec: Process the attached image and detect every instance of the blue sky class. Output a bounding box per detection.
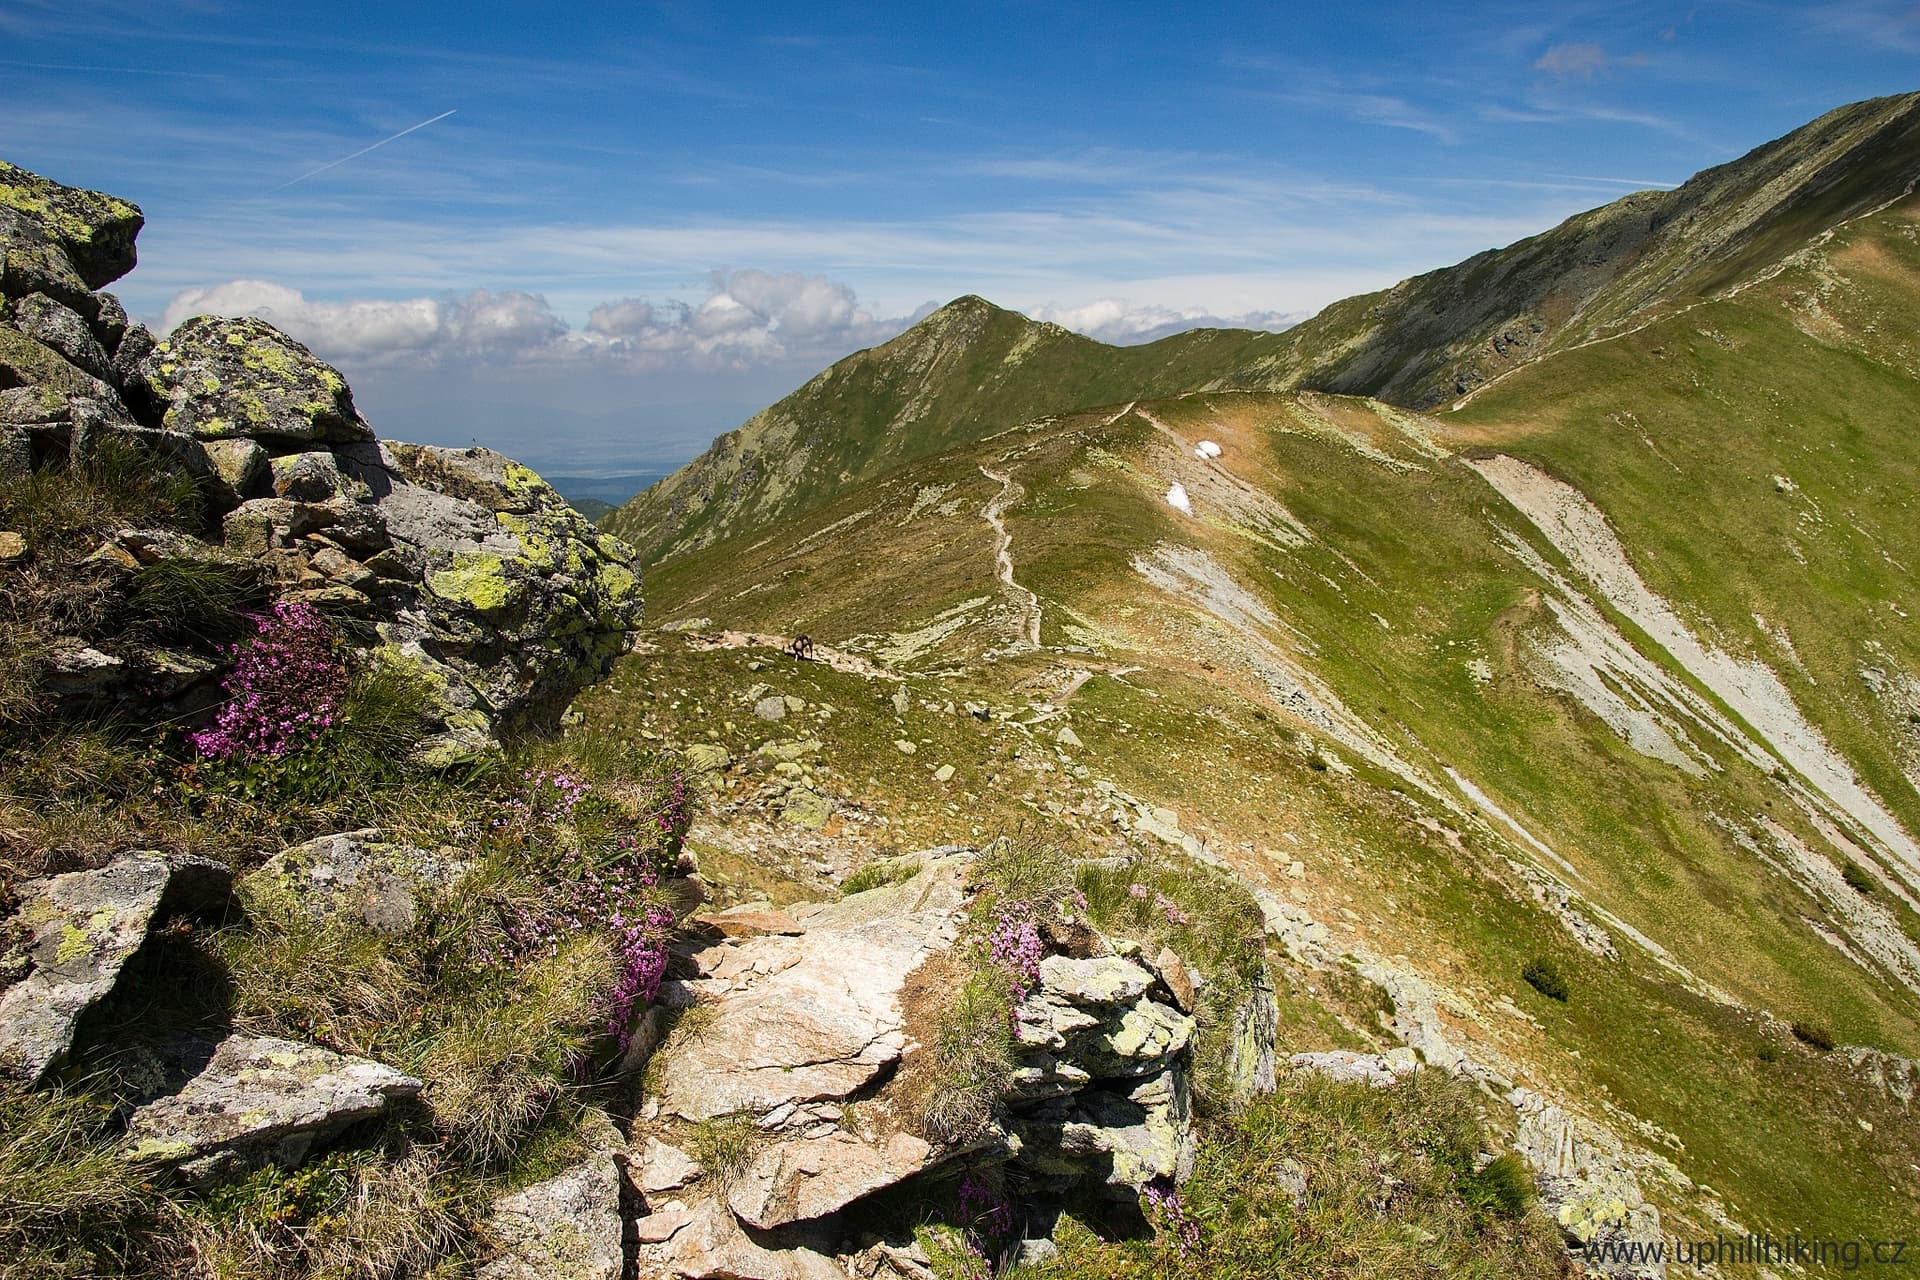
[2,1,1914,482]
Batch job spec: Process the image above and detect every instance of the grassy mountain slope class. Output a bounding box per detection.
[613,93,1920,575]
[1203,90,1920,408]
[602,296,1275,562]
[586,163,1920,1270]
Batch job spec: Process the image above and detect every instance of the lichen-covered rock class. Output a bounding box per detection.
[1512,1090,1665,1278]
[1036,955,1154,1006]
[133,315,372,444]
[9,292,114,381]
[253,830,466,935]
[477,1155,624,1280]
[124,1034,422,1185]
[0,159,142,303]
[0,853,231,1084]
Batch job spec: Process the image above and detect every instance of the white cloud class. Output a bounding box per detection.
[162,269,913,372]
[1029,298,1301,345]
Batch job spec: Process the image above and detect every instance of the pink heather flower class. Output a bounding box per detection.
[1128,883,1150,900]
[190,601,347,762]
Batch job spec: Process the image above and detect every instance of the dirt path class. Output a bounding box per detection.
[979,465,1042,648]
[678,630,903,681]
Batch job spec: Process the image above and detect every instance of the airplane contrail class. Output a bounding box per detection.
[269,109,457,192]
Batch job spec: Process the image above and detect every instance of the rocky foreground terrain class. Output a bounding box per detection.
[6,94,1920,1280]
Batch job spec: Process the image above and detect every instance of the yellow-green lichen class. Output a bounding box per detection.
[54,923,93,964]
[595,561,639,604]
[428,553,523,614]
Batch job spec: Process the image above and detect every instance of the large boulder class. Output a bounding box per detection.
[0,853,231,1084]
[124,1034,422,1186]
[252,830,466,935]
[0,159,142,305]
[131,315,372,444]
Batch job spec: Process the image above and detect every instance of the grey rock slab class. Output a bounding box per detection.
[0,853,231,1083]
[1037,955,1154,1007]
[125,1034,421,1183]
[1289,1048,1420,1088]
[477,1154,624,1280]
[656,860,968,1122]
[728,1129,934,1228]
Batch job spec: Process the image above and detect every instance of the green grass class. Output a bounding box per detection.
[1014,1071,1563,1280]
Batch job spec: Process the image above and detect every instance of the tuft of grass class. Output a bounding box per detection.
[0,1085,162,1278]
[918,968,1017,1145]
[686,1115,759,1189]
[1462,1151,1537,1219]
[842,856,925,896]
[124,555,262,645]
[1520,957,1569,1002]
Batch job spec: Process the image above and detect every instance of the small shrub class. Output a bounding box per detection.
[1757,1040,1780,1063]
[1791,1020,1836,1052]
[1840,860,1875,895]
[1463,1151,1536,1218]
[688,1115,758,1188]
[1521,957,1569,1002]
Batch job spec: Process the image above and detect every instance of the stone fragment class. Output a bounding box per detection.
[1152,946,1198,1013]
[631,1137,701,1194]
[728,1129,934,1228]
[0,530,23,560]
[125,1034,421,1184]
[477,1154,623,1280]
[697,906,807,938]
[1289,1048,1420,1088]
[754,696,787,721]
[0,853,231,1083]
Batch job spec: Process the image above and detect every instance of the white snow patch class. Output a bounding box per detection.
[1194,440,1223,459]
[1165,483,1193,515]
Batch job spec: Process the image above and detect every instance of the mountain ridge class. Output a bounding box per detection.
[613,91,1920,566]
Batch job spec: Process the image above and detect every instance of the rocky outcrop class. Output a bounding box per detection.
[1,159,642,755]
[478,1155,625,1280]
[0,852,231,1083]
[625,847,1225,1276]
[1512,1089,1665,1279]
[124,1033,423,1186]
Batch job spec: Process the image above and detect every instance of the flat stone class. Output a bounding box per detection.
[632,1137,701,1194]
[632,1202,694,1243]
[728,1129,933,1228]
[0,530,23,561]
[754,696,787,721]
[125,1034,421,1184]
[477,1154,623,1280]
[697,907,806,938]
[647,1199,844,1280]
[0,853,231,1083]
[893,739,917,755]
[1037,955,1154,1006]
[933,764,955,783]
